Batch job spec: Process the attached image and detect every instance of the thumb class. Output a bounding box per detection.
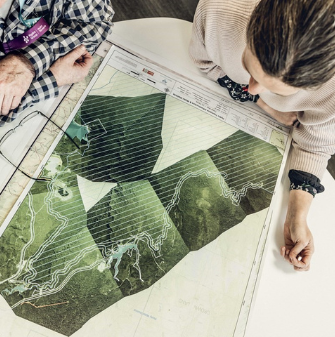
[63,45,86,63]
[288,240,306,264]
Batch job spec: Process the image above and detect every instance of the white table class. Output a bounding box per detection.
[1,18,334,337]
[110,18,335,337]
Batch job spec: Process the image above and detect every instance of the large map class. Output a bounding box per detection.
[0,46,288,337]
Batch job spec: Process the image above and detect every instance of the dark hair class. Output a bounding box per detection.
[247,0,335,88]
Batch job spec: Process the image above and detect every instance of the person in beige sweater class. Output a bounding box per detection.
[189,0,335,271]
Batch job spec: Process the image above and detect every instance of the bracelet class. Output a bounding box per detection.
[288,169,325,197]
[217,75,259,103]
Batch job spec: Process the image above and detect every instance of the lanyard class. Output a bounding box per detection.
[1,0,49,54]
[19,0,41,28]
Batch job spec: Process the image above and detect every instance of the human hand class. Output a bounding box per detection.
[50,45,93,87]
[281,190,314,271]
[0,53,35,116]
[257,97,298,126]
[281,220,314,271]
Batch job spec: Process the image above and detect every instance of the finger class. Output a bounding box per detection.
[281,246,290,259]
[290,258,311,269]
[289,242,312,268]
[288,241,306,263]
[64,45,87,64]
[293,258,309,269]
[11,96,21,110]
[297,252,313,269]
[78,51,93,69]
[281,248,294,266]
[280,246,285,257]
[76,50,90,61]
[1,94,14,116]
[75,56,83,63]
[0,93,4,115]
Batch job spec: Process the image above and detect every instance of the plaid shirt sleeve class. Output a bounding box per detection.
[0,70,58,126]
[0,0,114,126]
[21,0,114,79]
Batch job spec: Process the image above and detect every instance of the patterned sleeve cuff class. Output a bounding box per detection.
[30,70,59,101]
[21,41,53,79]
[0,70,59,127]
[0,93,34,126]
[288,169,325,197]
[217,75,259,103]
[0,111,16,126]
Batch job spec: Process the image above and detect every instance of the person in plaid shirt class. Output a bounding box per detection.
[0,0,114,125]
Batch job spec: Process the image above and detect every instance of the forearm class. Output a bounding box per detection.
[281,168,324,271]
[256,97,298,126]
[257,97,287,120]
[189,41,225,81]
[285,189,313,224]
[256,97,275,116]
[189,8,226,81]
[0,70,58,126]
[290,119,335,179]
[20,0,114,79]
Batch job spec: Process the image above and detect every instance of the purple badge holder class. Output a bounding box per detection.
[2,17,49,54]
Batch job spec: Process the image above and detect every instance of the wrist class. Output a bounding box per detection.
[49,66,64,87]
[284,214,308,229]
[256,97,265,108]
[6,52,35,77]
[285,189,313,223]
[257,98,276,116]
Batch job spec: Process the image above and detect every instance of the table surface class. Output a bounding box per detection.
[1,18,334,337]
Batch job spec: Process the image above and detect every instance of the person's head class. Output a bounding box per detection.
[243,0,335,96]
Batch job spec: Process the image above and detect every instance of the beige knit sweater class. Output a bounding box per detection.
[189,0,335,179]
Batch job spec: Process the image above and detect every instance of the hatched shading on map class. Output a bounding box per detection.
[0,59,283,336]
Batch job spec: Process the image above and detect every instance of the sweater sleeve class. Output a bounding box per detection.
[20,0,114,79]
[189,0,226,81]
[290,118,335,179]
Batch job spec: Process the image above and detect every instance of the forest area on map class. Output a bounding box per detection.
[0,66,283,336]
